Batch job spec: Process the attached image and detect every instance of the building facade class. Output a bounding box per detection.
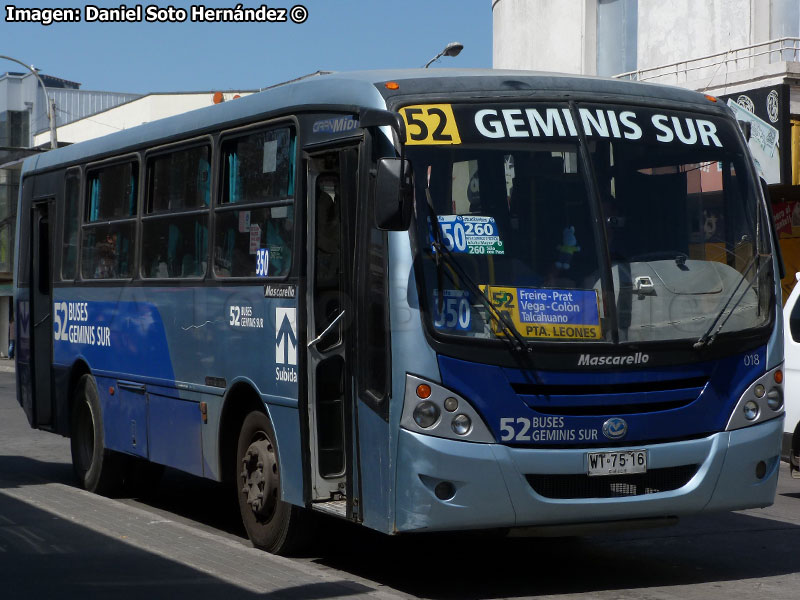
[493,0,800,300]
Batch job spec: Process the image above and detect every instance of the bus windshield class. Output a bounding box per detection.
[408,102,773,348]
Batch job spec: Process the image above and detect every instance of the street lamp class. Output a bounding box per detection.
[0,55,58,149]
[424,42,464,68]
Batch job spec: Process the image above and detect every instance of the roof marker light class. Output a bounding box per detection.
[385,81,399,90]
[704,94,718,103]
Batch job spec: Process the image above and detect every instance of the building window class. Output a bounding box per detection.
[0,111,30,147]
[0,167,19,276]
[596,0,638,77]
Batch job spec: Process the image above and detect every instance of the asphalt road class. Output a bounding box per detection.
[2,366,800,600]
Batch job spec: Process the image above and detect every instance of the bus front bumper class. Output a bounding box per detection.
[394,416,783,533]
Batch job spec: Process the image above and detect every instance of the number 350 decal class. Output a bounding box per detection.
[400,104,462,145]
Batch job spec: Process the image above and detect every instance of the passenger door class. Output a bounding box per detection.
[304,146,359,515]
[30,200,54,428]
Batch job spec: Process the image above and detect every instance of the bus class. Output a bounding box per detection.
[15,69,785,554]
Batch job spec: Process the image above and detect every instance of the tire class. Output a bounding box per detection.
[69,374,124,495]
[235,410,314,555]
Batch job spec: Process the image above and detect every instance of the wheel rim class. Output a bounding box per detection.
[240,434,279,522]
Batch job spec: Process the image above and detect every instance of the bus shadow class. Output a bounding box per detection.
[0,454,75,489]
[0,457,381,600]
[6,453,800,598]
[308,508,800,599]
[0,453,248,539]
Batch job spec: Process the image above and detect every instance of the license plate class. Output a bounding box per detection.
[587,450,647,476]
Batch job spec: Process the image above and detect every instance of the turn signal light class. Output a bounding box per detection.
[416,384,432,399]
[774,370,783,384]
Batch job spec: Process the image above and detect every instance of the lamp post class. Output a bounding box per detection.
[0,55,58,149]
[424,42,464,68]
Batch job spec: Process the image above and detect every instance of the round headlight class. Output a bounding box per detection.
[754,384,766,398]
[743,400,760,421]
[413,401,440,428]
[767,388,783,411]
[451,414,471,435]
[444,397,459,412]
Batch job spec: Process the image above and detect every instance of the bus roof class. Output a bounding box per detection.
[24,68,721,175]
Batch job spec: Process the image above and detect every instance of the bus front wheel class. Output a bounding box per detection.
[235,410,313,555]
[69,374,123,495]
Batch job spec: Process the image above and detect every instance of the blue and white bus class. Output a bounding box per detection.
[15,70,785,554]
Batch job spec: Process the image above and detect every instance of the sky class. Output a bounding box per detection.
[1,0,492,94]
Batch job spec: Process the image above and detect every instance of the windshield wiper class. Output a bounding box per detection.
[693,256,761,350]
[423,189,530,353]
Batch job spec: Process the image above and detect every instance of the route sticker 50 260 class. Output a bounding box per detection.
[400,104,461,145]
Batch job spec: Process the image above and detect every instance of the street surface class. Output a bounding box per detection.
[2,365,800,599]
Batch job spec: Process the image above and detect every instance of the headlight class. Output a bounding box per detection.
[767,388,783,411]
[451,414,471,435]
[444,397,459,412]
[743,400,759,420]
[726,364,784,431]
[413,401,440,428]
[401,375,495,443]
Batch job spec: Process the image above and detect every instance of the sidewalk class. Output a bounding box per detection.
[0,358,14,373]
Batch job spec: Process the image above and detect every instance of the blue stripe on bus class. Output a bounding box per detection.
[437,347,766,445]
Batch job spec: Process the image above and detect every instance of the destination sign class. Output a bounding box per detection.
[483,286,602,340]
[400,103,728,148]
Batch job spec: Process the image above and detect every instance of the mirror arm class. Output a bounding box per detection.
[358,108,409,187]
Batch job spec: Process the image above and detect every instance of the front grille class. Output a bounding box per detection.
[514,375,708,416]
[525,465,699,499]
[511,377,709,396]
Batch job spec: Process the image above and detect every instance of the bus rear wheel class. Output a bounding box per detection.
[69,374,124,495]
[235,410,313,555]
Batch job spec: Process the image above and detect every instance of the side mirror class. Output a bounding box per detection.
[375,157,413,231]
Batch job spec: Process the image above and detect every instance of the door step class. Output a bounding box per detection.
[312,500,347,518]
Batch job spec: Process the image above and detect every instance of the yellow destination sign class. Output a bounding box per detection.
[482,285,602,340]
[400,104,461,145]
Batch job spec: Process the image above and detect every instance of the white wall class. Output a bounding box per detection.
[493,0,596,74]
[637,0,757,70]
[34,91,252,146]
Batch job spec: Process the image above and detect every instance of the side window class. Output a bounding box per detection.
[62,170,80,280]
[81,160,138,279]
[214,126,295,278]
[142,145,210,279]
[214,206,293,277]
[220,127,294,205]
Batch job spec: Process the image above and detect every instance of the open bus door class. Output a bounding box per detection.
[29,199,54,428]
[304,146,360,519]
